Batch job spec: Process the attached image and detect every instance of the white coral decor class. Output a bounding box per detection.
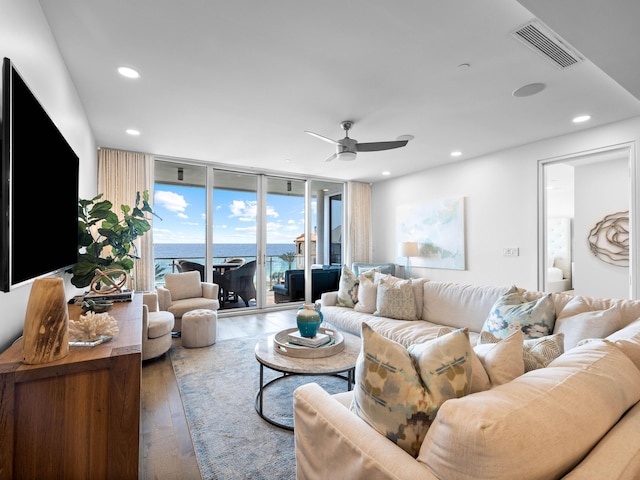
[69,311,119,341]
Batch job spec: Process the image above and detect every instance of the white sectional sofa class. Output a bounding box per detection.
[293,278,640,479]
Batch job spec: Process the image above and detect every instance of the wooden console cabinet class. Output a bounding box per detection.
[0,295,142,479]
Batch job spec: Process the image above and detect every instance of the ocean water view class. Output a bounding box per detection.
[153,243,299,282]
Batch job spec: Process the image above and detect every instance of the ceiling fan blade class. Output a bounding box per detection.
[305,131,340,145]
[325,153,338,162]
[356,140,408,152]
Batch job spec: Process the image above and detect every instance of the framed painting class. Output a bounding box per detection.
[396,197,466,270]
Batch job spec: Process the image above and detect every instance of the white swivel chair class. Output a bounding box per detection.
[142,292,175,361]
[156,271,220,332]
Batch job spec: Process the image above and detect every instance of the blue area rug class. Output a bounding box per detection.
[170,334,347,479]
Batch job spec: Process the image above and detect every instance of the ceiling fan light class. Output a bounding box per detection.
[337,151,357,161]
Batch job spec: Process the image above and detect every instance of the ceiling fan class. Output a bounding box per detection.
[305,120,413,162]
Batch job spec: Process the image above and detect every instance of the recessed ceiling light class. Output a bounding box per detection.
[381,171,391,176]
[126,129,140,136]
[572,115,591,123]
[450,151,462,157]
[118,66,140,79]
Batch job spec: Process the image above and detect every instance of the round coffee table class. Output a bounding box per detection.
[254,328,360,431]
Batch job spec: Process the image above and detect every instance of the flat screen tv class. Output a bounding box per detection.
[1,57,79,292]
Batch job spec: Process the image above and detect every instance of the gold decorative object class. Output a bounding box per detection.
[90,268,129,294]
[588,211,629,267]
[69,311,119,342]
[22,278,69,364]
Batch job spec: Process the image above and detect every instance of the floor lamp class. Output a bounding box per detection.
[400,242,419,279]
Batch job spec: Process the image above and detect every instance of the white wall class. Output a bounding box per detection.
[574,158,629,298]
[371,116,640,293]
[0,0,97,351]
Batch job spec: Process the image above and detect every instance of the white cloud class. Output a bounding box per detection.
[155,190,188,213]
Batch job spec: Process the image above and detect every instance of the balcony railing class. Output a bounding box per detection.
[154,255,293,289]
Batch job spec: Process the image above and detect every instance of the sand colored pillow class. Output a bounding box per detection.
[474,329,524,386]
[481,285,556,339]
[354,275,377,313]
[337,264,358,308]
[163,271,202,301]
[555,296,624,349]
[374,276,417,320]
[607,318,640,370]
[350,323,472,458]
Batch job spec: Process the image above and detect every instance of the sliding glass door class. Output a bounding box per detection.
[153,158,344,312]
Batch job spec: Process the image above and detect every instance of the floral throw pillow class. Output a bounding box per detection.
[481,285,556,339]
[337,264,358,308]
[351,323,472,458]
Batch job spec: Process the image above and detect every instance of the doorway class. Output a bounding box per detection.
[539,143,637,299]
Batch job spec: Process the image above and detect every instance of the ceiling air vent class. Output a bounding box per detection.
[512,21,584,69]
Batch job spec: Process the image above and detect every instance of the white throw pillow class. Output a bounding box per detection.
[555,296,624,350]
[473,330,524,386]
[354,275,377,313]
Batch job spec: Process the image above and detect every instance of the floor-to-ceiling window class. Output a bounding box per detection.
[153,158,344,312]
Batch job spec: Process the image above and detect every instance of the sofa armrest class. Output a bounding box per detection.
[142,292,159,312]
[156,286,171,311]
[293,383,435,480]
[202,282,220,302]
[320,291,338,307]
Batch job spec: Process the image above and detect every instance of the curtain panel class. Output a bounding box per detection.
[346,181,371,266]
[98,149,155,292]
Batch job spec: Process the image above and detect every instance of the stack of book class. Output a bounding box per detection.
[287,330,332,348]
[82,290,134,303]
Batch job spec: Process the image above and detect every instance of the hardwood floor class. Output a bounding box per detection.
[140,308,298,479]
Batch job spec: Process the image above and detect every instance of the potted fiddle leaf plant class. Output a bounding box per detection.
[70,190,160,289]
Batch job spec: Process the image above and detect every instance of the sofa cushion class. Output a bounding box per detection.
[419,340,640,480]
[481,285,556,339]
[473,329,524,386]
[555,296,624,349]
[350,323,471,458]
[164,271,202,301]
[422,281,509,332]
[337,264,358,308]
[607,317,640,370]
[375,276,417,321]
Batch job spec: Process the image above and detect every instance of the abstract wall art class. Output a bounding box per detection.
[396,197,466,270]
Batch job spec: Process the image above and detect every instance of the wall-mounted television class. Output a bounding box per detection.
[1,57,79,292]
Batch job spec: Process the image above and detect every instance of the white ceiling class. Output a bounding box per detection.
[38,0,640,184]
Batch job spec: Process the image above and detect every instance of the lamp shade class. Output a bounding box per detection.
[399,241,419,257]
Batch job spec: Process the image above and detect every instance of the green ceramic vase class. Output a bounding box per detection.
[296,303,323,338]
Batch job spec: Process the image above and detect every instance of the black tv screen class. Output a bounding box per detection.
[1,58,79,291]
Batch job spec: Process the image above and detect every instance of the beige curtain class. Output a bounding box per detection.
[98,149,155,292]
[346,181,372,266]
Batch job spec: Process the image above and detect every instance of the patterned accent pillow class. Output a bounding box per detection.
[337,264,358,308]
[374,276,417,320]
[481,285,556,339]
[408,328,472,406]
[473,330,524,386]
[350,323,472,457]
[523,333,564,371]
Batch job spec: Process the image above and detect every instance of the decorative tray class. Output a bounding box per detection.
[273,327,345,358]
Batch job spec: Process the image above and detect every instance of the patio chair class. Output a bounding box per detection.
[214,260,257,307]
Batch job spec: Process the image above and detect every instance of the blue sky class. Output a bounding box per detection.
[152,184,311,244]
